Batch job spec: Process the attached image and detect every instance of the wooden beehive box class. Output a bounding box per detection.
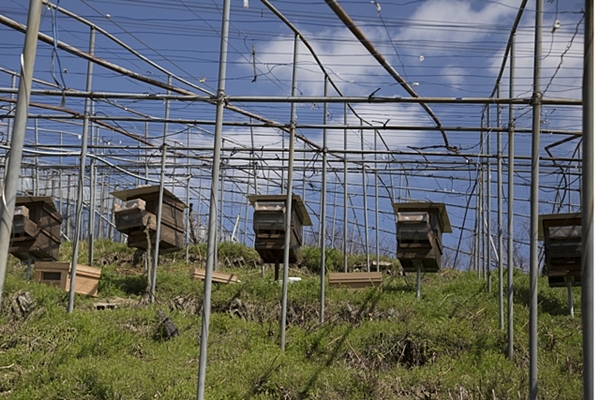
[10,196,62,262]
[190,268,239,284]
[392,202,452,273]
[34,261,101,297]
[112,186,186,254]
[248,194,312,264]
[539,213,582,287]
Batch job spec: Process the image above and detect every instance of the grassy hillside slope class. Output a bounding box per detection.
[0,241,582,399]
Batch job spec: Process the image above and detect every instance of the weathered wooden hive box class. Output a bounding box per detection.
[248,194,312,264]
[10,196,62,262]
[392,202,452,273]
[34,261,101,297]
[539,213,582,287]
[112,186,186,254]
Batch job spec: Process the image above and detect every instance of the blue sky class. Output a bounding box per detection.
[0,0,585,268]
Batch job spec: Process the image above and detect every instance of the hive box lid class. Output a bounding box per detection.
[248,194,312,226]
[538,213,581,241]
[16,196,59,213]
[391,202,452,233]
[111,185,187,208]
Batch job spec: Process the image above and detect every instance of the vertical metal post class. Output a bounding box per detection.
[67,26,95,314]
[66,174,72,239]
[88,125,98,265]
[374,130,380,271]
[197,173,203,238]
[99,174,105,239]
[186,127,191,265]
[416,265,421,299]
[472,203,479,273]
[482,166,487,281]
[5,75,16,152]
[59,131,64,234]
[243,181,249,245]
[109,181,115,241]
[150,75,172,304]
[529,1,543,398]
[301,141,307,245]
[197,0,231,397]
[497,84,504,329]
[319,76,328,324]
[26,257,32,281]
[281,130,285,193]
[0,0,42,308]
[567,282,574,318]
[581,1,593,398]
[331,184,337,247]
[343,104,348,273]
[250,120,258,246]
[88,151,96,265]
[478,120,484,280]
[507,33,516,362]
[360,122,370,271]
[144,121,149,181]
[280,34,299,351]
[474,178,480,275]
[486,108,492,293]
[33,119,39,195]
[219,145,225,243]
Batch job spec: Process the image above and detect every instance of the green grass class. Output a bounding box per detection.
[0,244,583,399]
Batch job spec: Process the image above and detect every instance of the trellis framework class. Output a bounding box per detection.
[0,0,590,399]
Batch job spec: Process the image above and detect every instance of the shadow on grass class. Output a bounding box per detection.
[513,277,571,316]
[380,275,414,294]
[99,270,147,296]
[242,353,285,399]
[298,289,383,398]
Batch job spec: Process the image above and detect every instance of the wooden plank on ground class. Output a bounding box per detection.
[328,272,383,290]
[191,268,239,284]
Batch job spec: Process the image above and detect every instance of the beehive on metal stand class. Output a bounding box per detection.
[248,194,312,264]
[112,186,186,254]
[34,261,101,297]
[10,196,62,262]
[538,213,582,288]
[392,202,452,273]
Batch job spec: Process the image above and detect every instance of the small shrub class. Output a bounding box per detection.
[299,246,344,273]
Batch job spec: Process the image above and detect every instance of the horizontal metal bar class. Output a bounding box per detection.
[0,88,583,106]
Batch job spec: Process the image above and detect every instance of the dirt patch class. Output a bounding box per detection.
[170,294,199,315]
[215,297,278,323]
[334,302,412,325]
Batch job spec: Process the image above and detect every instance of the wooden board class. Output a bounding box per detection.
[328,272,383,290]
[190,268,239,284]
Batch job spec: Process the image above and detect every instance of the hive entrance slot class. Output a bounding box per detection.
[42,272,61,281]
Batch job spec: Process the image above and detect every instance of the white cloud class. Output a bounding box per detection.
[398,0,523,45]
